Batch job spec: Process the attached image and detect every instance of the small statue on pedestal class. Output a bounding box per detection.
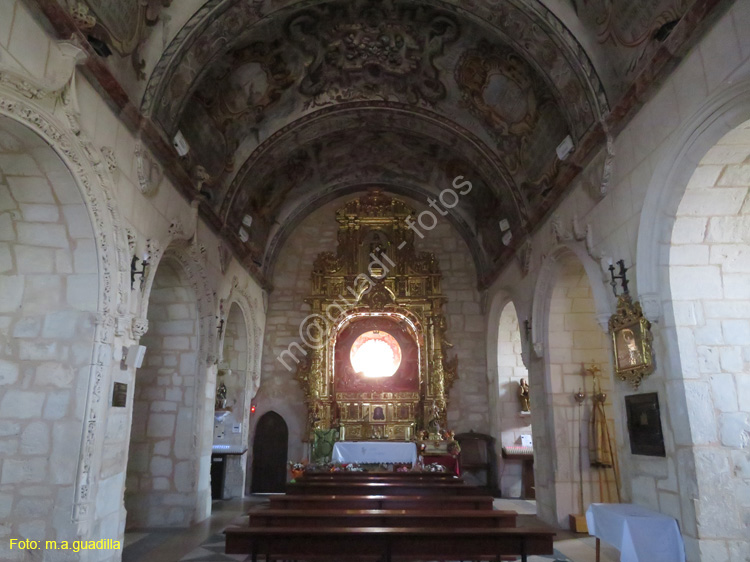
[215,382,227,410]
[518,378,530,412]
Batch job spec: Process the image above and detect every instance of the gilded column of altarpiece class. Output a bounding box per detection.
[295,192,457,441]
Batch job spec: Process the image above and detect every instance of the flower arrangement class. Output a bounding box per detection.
[447,441,461,457]
[344,463,364,472]
[423,463,447,473]
[288,461,306,481]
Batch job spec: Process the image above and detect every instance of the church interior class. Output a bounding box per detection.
[0,0,748,561]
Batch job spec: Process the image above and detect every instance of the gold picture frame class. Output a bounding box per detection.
[609,295,654,389]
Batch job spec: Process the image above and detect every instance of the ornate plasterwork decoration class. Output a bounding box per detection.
[455,39,565,182]
[286,1,458,108]
[218,242,232,274]
[65,0,173,78]
[0,70,130,525]
[220,102,524,280]
[191,39,295,158]
[141,0,607,137]
[134,141,163,196]
[516,239,533,277]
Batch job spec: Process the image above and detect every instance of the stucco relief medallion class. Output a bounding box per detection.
[286,2,458,108]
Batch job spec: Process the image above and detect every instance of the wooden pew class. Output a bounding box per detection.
[301,472,459,481]
[249,508,517,528]
[285,481,479,496]
[268,494,495,510]
[225,525,555,562]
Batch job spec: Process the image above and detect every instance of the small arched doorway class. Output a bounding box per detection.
[251,411,288,493]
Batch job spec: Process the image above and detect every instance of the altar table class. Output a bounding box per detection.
[332,441,418,465]
[586,503,685,562]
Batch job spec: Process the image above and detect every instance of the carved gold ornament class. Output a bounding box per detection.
[609,295,654,389]
[295,191,458,440]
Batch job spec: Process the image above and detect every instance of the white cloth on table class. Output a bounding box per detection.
[586,503,685,562]
[331,441,418,464]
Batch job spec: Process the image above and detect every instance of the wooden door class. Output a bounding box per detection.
[251,411,288,493]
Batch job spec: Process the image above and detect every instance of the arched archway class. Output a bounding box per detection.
[125,254,203,527]
[215,302,251,498]
[251,411,289,493]
[635,80,750,558]
[531,247,621,527]
[666,118,750,556]
[0,114,103,545]
[495,301,533,498]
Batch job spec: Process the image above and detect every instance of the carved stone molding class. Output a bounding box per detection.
[516,239,532,277]
[134,141,163,196]
[132,317,149,339]
[550,212,612,277]
[0,69,130,525]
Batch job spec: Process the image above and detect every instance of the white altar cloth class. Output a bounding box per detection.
[332,441,418,465]
[586,503,685,562]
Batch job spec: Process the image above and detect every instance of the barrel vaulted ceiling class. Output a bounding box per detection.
[44,0,729,288]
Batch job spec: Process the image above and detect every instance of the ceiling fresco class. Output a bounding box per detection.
[567,0,691,94]
[136,0,609,285]
[50,0,721,287]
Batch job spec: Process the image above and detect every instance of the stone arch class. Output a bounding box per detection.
[636,78,750,558]
[494,300,533,498]
[221,277,263,401]
[214,301,251,497]
[637,78,750,308]
[0,72,130,555]
[126,240,217,527]
[529,245,619,527]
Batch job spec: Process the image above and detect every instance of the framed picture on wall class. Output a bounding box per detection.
[609,295,654,389]
[624,393,666,457]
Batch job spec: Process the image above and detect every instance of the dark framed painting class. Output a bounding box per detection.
[625,393,666,457]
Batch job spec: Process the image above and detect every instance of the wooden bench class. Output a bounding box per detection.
[225,525,555,562]
[286,481,479,496]
[268,494,495,510]
[301,472,459,481]
[249,508,517,528]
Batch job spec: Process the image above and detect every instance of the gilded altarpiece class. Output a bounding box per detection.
[296,192,457,441]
